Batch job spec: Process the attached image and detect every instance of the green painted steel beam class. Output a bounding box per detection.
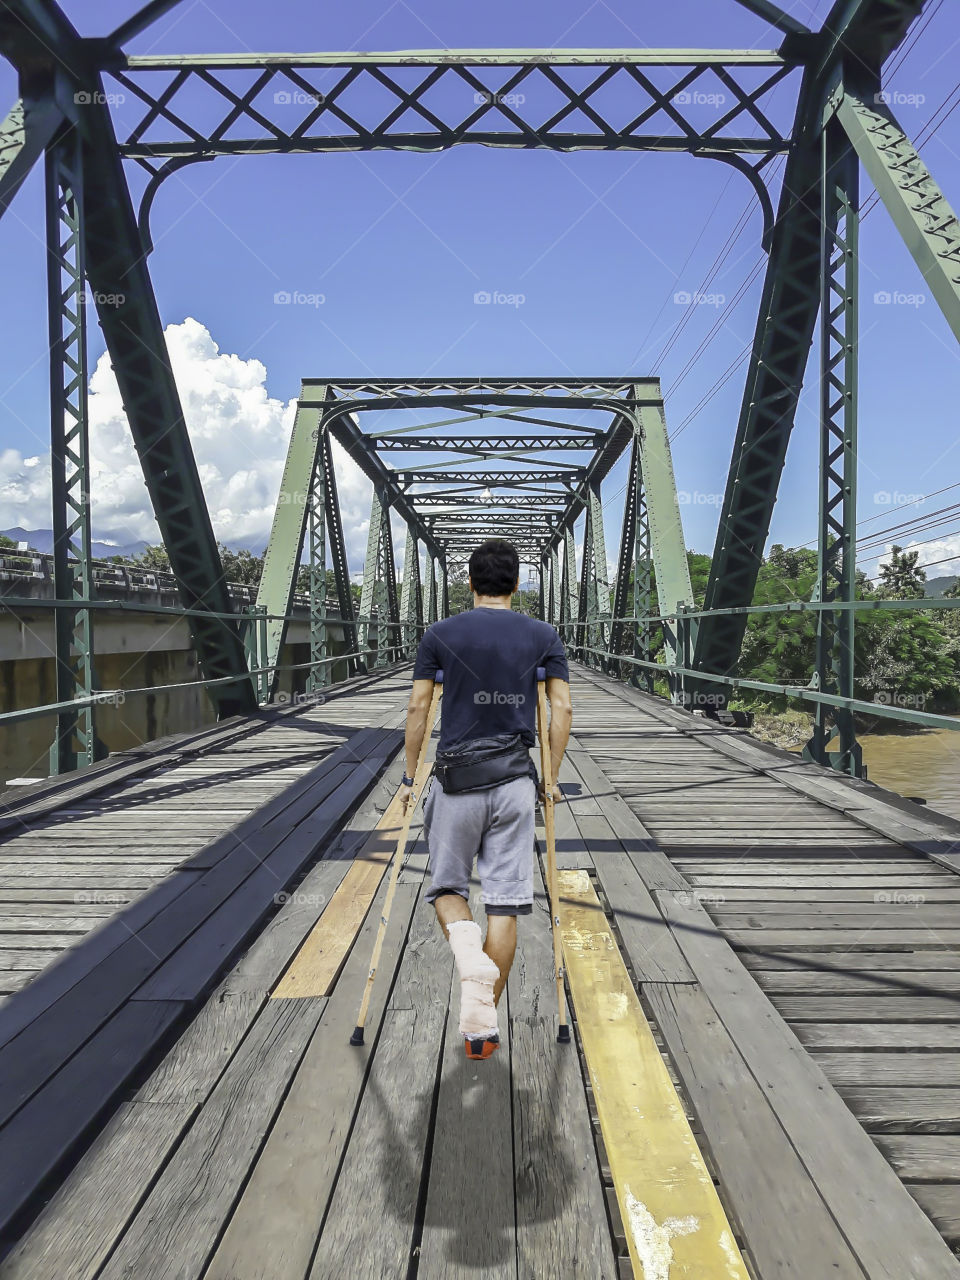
[0,95,62,219]
[637,398,694,672]
[255,395,324,683]
[369,434,600,452]
[693,0,927,690]
[123,50,789,70]
[731,0,811,36]
[835,88,960,345]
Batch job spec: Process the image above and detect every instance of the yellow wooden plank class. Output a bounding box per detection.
[558,869,749,1280]
[271,772,416,999]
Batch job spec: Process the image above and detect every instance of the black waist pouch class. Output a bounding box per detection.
[434,733,537,795]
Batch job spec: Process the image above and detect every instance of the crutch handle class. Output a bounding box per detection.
[536,666,546,682]
[435,669,444,684]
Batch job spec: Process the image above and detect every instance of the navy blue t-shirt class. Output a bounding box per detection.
[413,608,569,752]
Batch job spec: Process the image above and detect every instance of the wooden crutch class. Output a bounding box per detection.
[350,670,443,1046]
[536,666,570,1042]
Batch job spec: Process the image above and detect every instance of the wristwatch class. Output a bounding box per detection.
[402,772,415,787]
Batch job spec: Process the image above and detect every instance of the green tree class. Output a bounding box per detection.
[877,544,925,599]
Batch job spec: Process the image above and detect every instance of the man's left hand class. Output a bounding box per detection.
[538,781,563,805]
[398,782,415,813]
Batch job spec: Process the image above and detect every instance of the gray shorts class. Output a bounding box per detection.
[423,775,536,916]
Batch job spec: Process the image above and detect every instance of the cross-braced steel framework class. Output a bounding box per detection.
[255,379,694,688]
[2,0,959,776]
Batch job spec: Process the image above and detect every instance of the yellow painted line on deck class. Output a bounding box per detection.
[558,869,749,1280]
[271,757,430,1000]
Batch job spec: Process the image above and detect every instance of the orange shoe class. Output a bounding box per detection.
[465,1034,500,1061]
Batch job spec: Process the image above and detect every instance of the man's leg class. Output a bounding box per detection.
[483,914,517,1006]
[433,889,472,937]
[477,776,535,1007]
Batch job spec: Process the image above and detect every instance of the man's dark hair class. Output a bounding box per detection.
[469,539,520,597]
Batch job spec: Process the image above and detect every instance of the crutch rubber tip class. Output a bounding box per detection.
[349,1026,365,1046]
[557,1025,571,1043]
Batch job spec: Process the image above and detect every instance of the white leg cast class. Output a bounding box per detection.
[447,919,499,1039]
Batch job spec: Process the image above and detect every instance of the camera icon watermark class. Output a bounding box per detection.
[273,890,328,907]
[873,490,924,505]
[474,690,525,706]
[874,890,925,904]
[674,290,725,307]
[874,89,925,107]
[874,289,925,307]
[678,490,723,506]
[74,90,125,106]
[672,90,727,107]
[274,89,324,106]
[274,290,325,307]
[874,690,927,709]
[473,90,526,107]
[473,289,526,308]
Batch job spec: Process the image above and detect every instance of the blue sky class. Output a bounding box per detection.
[1,0,959,581]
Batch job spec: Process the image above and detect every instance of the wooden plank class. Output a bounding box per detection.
[271,760,424,999]
[905,1185,960,1242]
[0,731,399,1137]
[643,980,866,1279]
[588,845,694,983]
[204,866,428,1280]
[126,734,401,1003]
[0,999,187,1234]
[558,870,749,1280]
[511,869,617,1279]
[796,1022,960,1051]
[728,930,960,949]
[656,888,960,1278]
[773,995,960,1021]
[98,998,324,1280]
[813,1053,960,1086]
[838,1088,960,1133]
[301,891,452,1280]
[417,894,516,1278]
[749,970,960,995]
[741,950,960,973]
[874,1135,960,1182]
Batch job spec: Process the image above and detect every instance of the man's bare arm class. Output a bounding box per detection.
[545,676,572,797]
[399,678,435,810]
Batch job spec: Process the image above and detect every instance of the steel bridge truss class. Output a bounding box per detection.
[1,0,957,776]
[255,379,693,694]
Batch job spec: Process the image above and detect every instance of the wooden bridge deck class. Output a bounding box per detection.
[1,662,960,1278]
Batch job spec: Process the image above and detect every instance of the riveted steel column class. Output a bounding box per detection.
[256,396,323,687]
[321,427,364,675]
[612,431,654,689]
[439,556,450,620]
[576,483,610,665]
[548,545,560,626]
[424,554,438,626]
[306,453,330,692]
[637,397,694,692]
[804,117,863,777]
[46,129,104,774]
[400,525,422,655]
[559,526,578,648]
[359,485,397,667]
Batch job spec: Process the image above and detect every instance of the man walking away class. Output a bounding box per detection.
[399,538,572,1060]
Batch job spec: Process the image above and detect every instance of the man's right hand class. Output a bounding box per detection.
[398,782,414,813]
[538,781,563,805]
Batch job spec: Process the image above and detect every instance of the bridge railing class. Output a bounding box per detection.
[572,594,960,762]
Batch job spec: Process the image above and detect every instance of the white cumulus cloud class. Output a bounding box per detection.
[0,317,384,573]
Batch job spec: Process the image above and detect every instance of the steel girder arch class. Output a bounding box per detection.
[692,0,927,696]
[611,430,653,690]
[0,0,256,724]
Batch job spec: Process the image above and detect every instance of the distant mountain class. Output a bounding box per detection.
[926,574,959,597]
[0,528,151,561]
